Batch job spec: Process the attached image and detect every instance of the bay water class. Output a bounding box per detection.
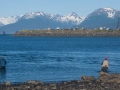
[0,35,120,83]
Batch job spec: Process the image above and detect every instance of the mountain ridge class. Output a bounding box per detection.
[0,7,120,34]
[0,12,84,26]
[79,8,120,29]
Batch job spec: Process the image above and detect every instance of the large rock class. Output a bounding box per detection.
[81,75,96,82]
[98,71,120,83]
[27,80,43,85]
[5,81,11,86]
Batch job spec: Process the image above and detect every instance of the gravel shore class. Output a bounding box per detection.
[1,72,120,90]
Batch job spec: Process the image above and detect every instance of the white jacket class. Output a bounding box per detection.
[102,60,109,67]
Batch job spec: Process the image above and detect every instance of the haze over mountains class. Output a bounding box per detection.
[0,8,120,34]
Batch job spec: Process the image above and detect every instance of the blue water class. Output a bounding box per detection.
[0,35,120,83]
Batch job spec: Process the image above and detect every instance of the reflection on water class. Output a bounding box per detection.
[0,69,6,82]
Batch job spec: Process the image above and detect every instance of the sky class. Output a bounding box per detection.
[0,0,120,18]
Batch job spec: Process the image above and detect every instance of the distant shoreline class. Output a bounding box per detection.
[13,30,120,37]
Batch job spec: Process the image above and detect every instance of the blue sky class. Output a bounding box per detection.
[0,0,120,17]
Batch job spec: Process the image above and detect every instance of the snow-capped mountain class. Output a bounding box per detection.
[84,8,118,21]
[54,12,85,24]
[0,12,84,27]
[21,12,84,25]
[90,8,116,18]
[66,12,85,24]
[0,12,85,34]
[21,12,46,19]
[79,8,120,29]
[0,16,21,25]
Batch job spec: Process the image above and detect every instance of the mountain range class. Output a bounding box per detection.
[0,8,120,34]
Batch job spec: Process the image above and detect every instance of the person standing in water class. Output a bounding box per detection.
[0,56,6,69]
[101,57,109,72]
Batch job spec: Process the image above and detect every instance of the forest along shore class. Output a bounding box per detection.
[1,72,120,90]
[13,30,120,37]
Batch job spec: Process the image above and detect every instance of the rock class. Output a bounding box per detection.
[64,82,67,84]
[25,86,30,89]
[27,80,43,85]
[49,83,57,89]
[98,71,109,82]
[98,71,120,83]
[5,81,11,86]
[81,75,96,81]
[35,86,41,90]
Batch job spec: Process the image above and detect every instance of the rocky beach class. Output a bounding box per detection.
[13,30,120,37]
[1,72,120,90]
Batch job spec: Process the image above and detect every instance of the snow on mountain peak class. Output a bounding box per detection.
[67,12,78,17]
[23,12,45,19]
[43,12,84,25]
[103,8,116,18]
[0,11,84,26]
[95,8,115,13]
[107,12,115,18]
[64,12,85,24]
[93,8,116,18]
[103,8,114,11]
[0,16,20,25]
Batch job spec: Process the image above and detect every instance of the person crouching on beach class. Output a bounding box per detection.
[101,57,109,72]
[0,56,6,69]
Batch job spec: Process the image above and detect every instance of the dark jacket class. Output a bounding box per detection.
[0,58,6,67]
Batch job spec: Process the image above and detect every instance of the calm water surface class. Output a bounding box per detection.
[0,35,120,83]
